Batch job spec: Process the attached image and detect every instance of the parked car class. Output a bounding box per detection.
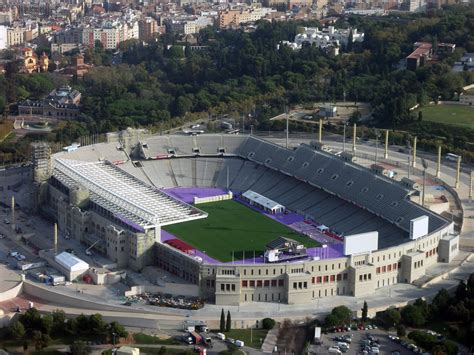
[235,340,244,347]
[15,254,26,261]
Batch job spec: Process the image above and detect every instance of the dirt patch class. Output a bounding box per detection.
[276,324,308,354]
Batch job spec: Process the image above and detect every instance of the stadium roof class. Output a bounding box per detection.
[55,252,89,272]
[53,159,208,229]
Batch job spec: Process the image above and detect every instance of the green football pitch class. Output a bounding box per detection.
[416,105,474,129]
[163,200,319,262]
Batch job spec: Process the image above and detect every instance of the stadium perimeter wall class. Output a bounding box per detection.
[156,221,454,305]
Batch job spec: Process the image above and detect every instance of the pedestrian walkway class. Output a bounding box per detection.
[261,327,279,353]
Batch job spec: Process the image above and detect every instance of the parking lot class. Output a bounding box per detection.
[319,327,416,355]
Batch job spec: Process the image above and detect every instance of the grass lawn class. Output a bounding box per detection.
[164,200,319,262]
[222,328,269,349]
[416,105,474,129]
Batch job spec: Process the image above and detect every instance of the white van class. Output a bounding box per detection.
[328,347,342,354]
[235,340,244,347]
[216,333,225,340]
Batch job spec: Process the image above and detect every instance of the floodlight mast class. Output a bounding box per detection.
[422,158,428,207]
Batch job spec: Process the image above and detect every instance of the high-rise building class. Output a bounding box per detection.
[139,16,158,41]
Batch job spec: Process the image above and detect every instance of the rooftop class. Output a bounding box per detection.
[53,159,208,229]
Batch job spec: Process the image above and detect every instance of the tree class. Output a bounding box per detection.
[220,308,225,332]
[226,310,231,332]
[32,330,49,350]
[456,280,468,301]
[41,314,53,335]
[19,308,43,334]
[397,325,406,337]
[70,340,91,355]
[418,111,423,122]
[467,273,474,299]
[52,309,66,336]
[9,321,25,340]
[401,305,426,327]
[88,313,108,335]
[332,306,352,326]
[384,308,401,327]
[108,321,128,341]
[361,301,368,323]
[262,318,276,330]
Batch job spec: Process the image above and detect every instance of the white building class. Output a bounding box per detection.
[295,26,364,48]
[0,25,6,49]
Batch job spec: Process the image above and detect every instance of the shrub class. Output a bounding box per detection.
[262,318,276,330]
[397,325,406,337]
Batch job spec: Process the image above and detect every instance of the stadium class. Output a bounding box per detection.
[37,133,459,305]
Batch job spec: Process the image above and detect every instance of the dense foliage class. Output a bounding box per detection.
[0,5,472,159]
[0,309,128,347]
[379,273,474,349]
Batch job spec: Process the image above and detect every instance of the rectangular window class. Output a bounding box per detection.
[293,282,297,289]
[264,280,270,287]
[221,284,225,291]
[303,282,307,288]
[376,267,381,274]
[398,262,401,268]
[242,280,248,287]
[231,284,235,291]
[271,280,277,287]
[278,279,284,287]
[250,280,255,287]
[382,266,386,273]
[388,265,392,272]
[330,275,335,282]
[257,280,262,287]
[343,273,348,280]
[317,276,322,283]
[323,276,329,283]
[337,274,342,281]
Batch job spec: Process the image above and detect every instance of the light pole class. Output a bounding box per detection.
[342,123,347,152]
[112,332,117,346]
[406,140,412,179]
[422,159,428,207]
[374,129,380,164]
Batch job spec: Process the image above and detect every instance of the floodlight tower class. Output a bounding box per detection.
[319,119,323,143]
[406,140,412,179]
[374,129,381,164]
[384,129,389,159]
[436,145,441,178]
[455,156,461,189]
[412,136,417,168]
[352,123,357,153]
[422,159,428,207]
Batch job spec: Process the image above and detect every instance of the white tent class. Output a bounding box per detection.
[242,190,285,214]
[54,252,89,273]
